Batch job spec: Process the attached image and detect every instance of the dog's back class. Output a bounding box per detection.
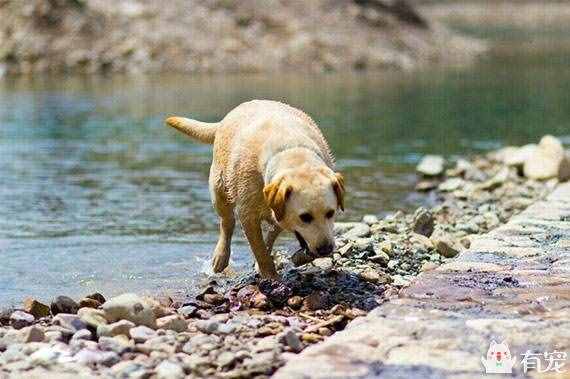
[214,100,335,203]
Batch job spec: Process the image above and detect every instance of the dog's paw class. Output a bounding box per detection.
[212,249,230,273]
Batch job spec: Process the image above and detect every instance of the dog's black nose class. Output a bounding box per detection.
[316,242,334,256]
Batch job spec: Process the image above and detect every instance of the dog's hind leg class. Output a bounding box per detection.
[210,168,235,273]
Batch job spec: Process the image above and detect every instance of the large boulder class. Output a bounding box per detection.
[523,135,570,181]
[102,294,157,329]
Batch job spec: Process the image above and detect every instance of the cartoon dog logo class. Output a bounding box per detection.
[481,340,515,374]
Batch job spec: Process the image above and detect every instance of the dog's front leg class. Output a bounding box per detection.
[241,216,279,279]
[264,224,282,254]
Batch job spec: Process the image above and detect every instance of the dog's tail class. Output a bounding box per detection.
[165,116,219,144]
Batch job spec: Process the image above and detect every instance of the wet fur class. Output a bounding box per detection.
[166,100,344,278]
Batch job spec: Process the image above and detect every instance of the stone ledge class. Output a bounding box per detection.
[275,182,570,379]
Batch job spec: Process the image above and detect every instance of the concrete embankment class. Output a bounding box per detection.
[276,182,570,378]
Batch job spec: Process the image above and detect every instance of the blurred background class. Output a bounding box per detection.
[1,0,569,305]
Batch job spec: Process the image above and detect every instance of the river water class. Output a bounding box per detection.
[1,45,569,306]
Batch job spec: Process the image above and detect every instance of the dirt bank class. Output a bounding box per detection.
[0,0,484,75]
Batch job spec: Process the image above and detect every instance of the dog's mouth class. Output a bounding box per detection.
[294,231,309,251]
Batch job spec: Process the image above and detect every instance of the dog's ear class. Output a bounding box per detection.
[332,172,345,211]
[263,178,293,222]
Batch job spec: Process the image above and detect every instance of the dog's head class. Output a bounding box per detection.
[264,168,345,257]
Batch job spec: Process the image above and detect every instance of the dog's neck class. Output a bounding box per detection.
[263,146,325,184]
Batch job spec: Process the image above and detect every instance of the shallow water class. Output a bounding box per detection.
[1,50,570,306]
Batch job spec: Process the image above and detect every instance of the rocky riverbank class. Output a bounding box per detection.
[1,135,568,378]
[0,0,485,75]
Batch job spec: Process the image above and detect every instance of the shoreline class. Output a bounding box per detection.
[1,136,569,378]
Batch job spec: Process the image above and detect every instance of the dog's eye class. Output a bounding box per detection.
[299,213,313,224]
[325,210,335,219]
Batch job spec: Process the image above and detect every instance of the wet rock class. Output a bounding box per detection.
[287,296,303,310]
[102,293,157,328]
[302,291,332,311]
[78,298,101,309]
[259,279,293,306]
[524,135,570,180]
[10,311,34,329]
[432,235,462,258]
[23,298,51,319]
[50,296,79,315]
[203,293,225,306]
[291,248,316,266]
[78,307,108,329]
[156,360,185,379]
[129,325,157,343]
[156,315,187,332]
[416,155,444,176]
[53,313,87,332]
[97,319,135,337]
[412,207,434,237]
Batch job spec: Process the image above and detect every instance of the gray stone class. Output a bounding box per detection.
[216,351,237,367]
[102,293,157,328]
[10,311,34,329]
[71,329,93,341]
[98,335,133,354]
[21,326,45,343]
[97,319,135,337]
[432,235,462,258]
[50,296,79,315]
[53,313,87,332]
[312,257,333,271]
[78,307,108,328]
[177,305,197,318]
[412,207,434,237]
[129,325,157,343]
[282,329,303,352]
[416,155,444,176]
[75,348,120,367]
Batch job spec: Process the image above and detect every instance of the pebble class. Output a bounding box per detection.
[412,207,435,237]
[524,135,570,180]
[156,315,188,332]
[312,257,333,270]
[217,351,237,367]
[75,348,120,367]
[97,319,135,337]
[177,305,197,318]
[102,293,157,328]
[23,298,51,319]
[78,308,108,328]
[360,267,391,284]
[10,311,34,329]
[156,360,185,379]
[53,313,87,332]
[432,235,462,258]
[362,214,379,225]
[416,155,444,176]
[342,223,371,239]
[71,329,93,341]
[50,296,79,315]
[21,326,45,343]
[129,325,157,343]
[282,329,303,352]
[98,335,133,354]
[78,298,101,309]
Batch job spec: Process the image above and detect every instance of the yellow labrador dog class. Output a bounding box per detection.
[166,100,344,279]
